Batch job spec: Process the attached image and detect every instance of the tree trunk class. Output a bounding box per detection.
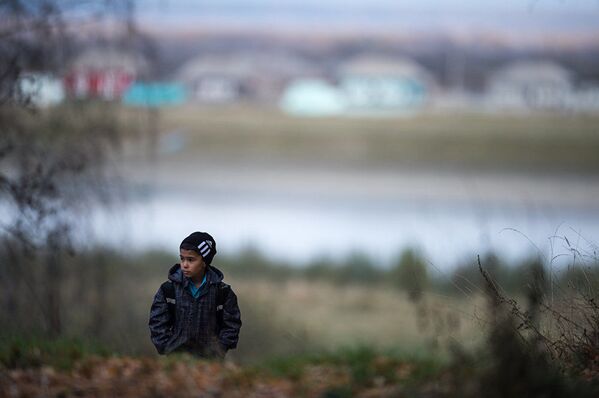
[92,254,108,337]
[45,249,62,337]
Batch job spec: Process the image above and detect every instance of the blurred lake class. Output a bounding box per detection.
[90,160,599,269]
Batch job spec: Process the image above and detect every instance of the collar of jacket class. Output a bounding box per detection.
[167,263,224,287]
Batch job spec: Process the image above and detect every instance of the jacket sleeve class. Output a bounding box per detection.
[148,286,173,354]
[219,287,242,350]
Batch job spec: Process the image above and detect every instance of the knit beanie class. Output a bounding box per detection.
[180,231,217,265]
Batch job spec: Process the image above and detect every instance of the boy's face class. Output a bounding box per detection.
[179,248,206,281]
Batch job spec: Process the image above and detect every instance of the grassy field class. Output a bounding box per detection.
[133,273,486,364]
[121,106,599,175]
[49,251,487,363]
[233,278,484,354]
[0,272,485,364]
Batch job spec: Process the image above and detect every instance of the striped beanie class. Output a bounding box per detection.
[180,231,217,265]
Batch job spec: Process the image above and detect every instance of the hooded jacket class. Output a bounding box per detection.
[149,264,241,357]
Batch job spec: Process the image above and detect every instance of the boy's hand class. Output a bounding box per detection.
[217,343,228,359]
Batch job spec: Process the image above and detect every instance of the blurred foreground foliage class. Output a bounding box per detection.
[0,345,442,397]
[0,336,110,371]
[1,340,597,397]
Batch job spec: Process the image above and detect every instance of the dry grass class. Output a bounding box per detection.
[122,105,599,174]
[134,275,486,362]
[229,278,486,356]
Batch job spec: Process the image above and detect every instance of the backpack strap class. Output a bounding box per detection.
[160,280,176,324]
[216,282,231,332]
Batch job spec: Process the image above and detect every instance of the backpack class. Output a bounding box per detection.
[160,280,231,332]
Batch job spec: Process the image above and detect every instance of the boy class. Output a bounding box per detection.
[149,231,241,358]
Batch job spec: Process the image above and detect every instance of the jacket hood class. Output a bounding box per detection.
[168,264,224,285]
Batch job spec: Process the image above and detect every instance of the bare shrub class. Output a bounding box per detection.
[474,238,599,396]
[0,0,140,337]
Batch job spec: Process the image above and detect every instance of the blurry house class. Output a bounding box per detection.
[487,60,573,111]
[337,56,434,112]
[122,82,186,108]
[177,52,318,104]
[571,85,599,112]
[19,73,64,107]
[63,48,149,100]
[177,56,248,103]
[279,78,345,116]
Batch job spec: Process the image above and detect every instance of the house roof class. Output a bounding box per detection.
[490,60,572,86]
[339,55,432,81]
[70,48,149,75]
[176,52,318,82]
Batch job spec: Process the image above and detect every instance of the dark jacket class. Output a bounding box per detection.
[149,264,241,357]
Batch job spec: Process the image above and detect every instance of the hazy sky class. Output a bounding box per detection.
[135,0,599,34]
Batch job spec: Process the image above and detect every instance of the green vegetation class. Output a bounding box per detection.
[0,335,110,370]
[256,345,443,387]
[390,248,429,300]
[217,245,599,298]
